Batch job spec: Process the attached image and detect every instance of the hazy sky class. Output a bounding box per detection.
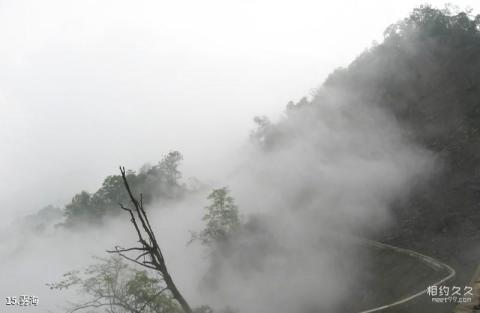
[0,0,478,224]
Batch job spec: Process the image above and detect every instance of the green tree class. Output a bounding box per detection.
[191,187,241,246]
[48,256,183,313]
[63,191,104,227]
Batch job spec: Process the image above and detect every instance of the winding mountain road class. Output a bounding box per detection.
[357,240,456,313]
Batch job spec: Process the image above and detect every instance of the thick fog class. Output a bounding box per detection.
[0,1,479,313]
[197,87,436,312]
[2,0,477,224]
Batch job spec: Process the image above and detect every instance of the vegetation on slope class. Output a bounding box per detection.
[252,5,480,238]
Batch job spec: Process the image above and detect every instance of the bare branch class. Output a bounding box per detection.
[107,251,157,270]
[138,287,168,312]
[106,246,147,253]
[135,251,149,261]
[112,166,193,313]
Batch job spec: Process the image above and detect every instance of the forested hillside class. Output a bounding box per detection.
[253,5,480,240]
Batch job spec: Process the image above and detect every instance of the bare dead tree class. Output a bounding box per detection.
[107,166,193,313]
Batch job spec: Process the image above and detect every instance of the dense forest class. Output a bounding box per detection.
[253,5,480,240]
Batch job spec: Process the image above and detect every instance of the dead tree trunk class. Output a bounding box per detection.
[107,166,193,313]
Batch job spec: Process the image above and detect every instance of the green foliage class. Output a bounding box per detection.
[384,5,480,41]
[62,151,186,228]
[191,187,241,246]
[48,256,183,313]
[63,191,104,227]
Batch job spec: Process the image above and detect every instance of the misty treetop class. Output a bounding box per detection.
[61,151,188,228]
[190,187,241,247]
[324,5,480,151]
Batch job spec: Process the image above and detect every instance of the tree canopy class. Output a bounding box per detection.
[61,151,187,228]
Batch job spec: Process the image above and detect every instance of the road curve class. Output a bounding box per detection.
[357,240,456,313]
